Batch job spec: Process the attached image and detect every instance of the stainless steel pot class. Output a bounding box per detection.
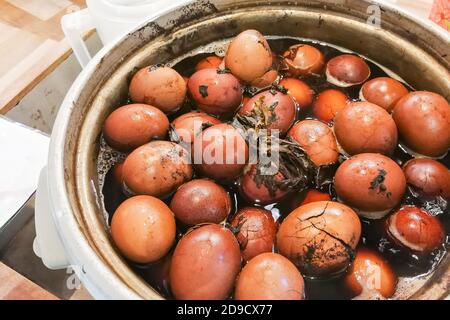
[36,0,450,299]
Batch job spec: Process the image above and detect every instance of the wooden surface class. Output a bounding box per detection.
[0,0,87,114]
[0,262,58,300]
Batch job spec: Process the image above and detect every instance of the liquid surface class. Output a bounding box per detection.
[98,36,449,300]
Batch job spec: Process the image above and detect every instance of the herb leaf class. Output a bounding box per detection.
[199,85,208,98]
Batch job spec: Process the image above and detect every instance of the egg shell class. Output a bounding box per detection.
[326,54,371,87]
[122,141,193,198]
[238,90,296,135]
[345,247,397,299]
[239,165,289,205]
[392,91,450,157]
[129,66,187,113]
[172,111,221,144]
[170,224,241,300]
[334,153,406,215]
[230,207,278,262]
[334,102,398,156]
[360,77,409,112]
[386,206,445,253]
[288,119,339,166]
[235,253,305,300]
[403,158,450,198]
[188,68,243,116]
[225,30,273,83]
[276,201,361,277]
[313,89,349,123]
[193,123,249,181]
[103,104,169,152]
[282,44,325,76]
[279,77,314,108]
[111,195,176,264]
[170,179,232,225]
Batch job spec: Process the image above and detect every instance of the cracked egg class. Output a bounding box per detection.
[276,201,361,277]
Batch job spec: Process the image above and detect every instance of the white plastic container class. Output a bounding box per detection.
[61,0,188,67]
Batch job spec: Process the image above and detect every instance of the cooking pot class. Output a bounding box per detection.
[34,0,450,300]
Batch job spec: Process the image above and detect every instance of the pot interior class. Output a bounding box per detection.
[63,0,450,299]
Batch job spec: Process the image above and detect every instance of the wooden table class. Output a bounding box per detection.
[0,0,87,114]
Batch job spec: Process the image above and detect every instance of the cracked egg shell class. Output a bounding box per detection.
[230,207,278,262]
[195,55,223,71]
[276,201,361,277]
[334,153,406,219]
[188,68,242,116]
[103,104,169,152]
[326,54,371,87]
[345,247,397,299]
[238,90,296,135]
[171,111,221,144]
[282,44,325,77]
[170,224,241,300]
[194,123,249,181]
[250,69,279,88]
[122,141,193,198]
[170,179,231,225]
[313,89,349,123]
[279,78,314,108]
[334,102,398,156]
[111,195,176,264]
[235,252,305,300]
[239,165,289,205]
[360,77,409,112]
[129,66,187,113]
[403,158,450,198]
[225,30,273,83]
[287,120,339,166]
[392,91,450,157]
[386,206,445,253]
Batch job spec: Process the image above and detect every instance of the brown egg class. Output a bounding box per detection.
[403,158,450,198]
[313,89,349,123]
[170,224,241,300]
[300,189,332,206]
[188,68,242,116]
[171,111,221,144]
[326,54,371,87]
[250,69,279,88]
[287,120,339,166]
[360,77,409,112]
[230,207,278,262]
[129,66,187,113]
[393,91,450,157]
[239,165,289,205]
[195,55,223,71]
[170,179,232,225]
[111,195,176,264]
[282,44,325,76]
[103,104,169,152]
[334,153,406,219]
[345,247,397,299]
[334,102,398,156]
[276,201,361,277]
[225,30,273,83]
[279,78,314,109]
[193,123,248,181]
[122,141,193,198]
[235,253,305,300]
[386,206,445,253]
[238,90,296,135]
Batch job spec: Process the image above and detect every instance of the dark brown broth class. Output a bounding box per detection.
[101,37,449,300]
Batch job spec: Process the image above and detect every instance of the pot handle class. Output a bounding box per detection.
[61,9,95,68]
[33,167,69,270]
